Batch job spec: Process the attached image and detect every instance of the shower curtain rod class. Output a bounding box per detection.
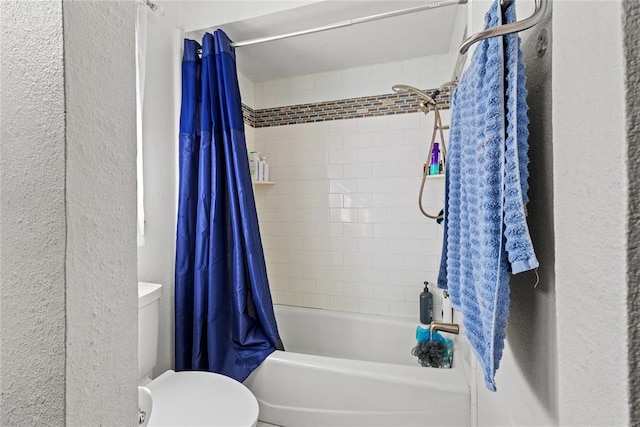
[228,0,468,48]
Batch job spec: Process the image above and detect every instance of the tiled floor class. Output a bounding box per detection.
[257,421,281,427]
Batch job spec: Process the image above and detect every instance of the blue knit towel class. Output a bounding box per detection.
[437,0,538,391]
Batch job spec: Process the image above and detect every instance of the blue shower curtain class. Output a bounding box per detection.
[175,30,283,382]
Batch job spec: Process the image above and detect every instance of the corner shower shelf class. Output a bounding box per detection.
[253,181,275,185]
[425,174,445,179]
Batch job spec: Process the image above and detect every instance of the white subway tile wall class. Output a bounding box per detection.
[250,55,455,320]
[253,111,450,320]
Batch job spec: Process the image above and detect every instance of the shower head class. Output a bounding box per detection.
[392,84,437,105]
[392,84,437,114]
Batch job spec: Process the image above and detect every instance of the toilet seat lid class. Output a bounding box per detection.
[146,370,258,427]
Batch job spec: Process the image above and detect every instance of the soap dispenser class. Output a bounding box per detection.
[420,281,433,324]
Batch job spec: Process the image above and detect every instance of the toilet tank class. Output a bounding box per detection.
[138,282,163,385]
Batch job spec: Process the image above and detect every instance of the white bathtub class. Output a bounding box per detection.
[244,305,470,427]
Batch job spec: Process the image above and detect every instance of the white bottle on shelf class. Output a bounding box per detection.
[263,158,269,182]
[441,291,453,323]
[257,158,265,182]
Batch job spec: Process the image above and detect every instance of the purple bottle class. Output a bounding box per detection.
[429,142,440,175]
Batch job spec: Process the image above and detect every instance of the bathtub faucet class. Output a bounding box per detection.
[429,321,460,335]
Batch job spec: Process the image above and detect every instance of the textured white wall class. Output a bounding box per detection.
[64,1,138,425]
[553,1,628,424]
[1,1,138,424]
[0,2,67,424]
[625,2,640,423]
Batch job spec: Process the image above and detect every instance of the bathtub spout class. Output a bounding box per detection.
[429,321,460,335]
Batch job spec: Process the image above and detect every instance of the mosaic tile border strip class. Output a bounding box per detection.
[242,88,450,128]
[241,103,256,127]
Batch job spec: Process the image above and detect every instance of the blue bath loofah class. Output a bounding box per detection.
[412,326,454,369]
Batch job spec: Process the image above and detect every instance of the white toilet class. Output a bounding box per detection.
[138,282,259,427]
